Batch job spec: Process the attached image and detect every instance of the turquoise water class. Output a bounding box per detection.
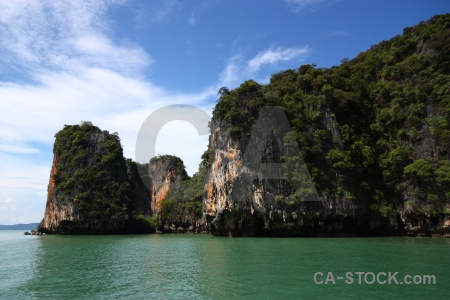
[0,231,449,299]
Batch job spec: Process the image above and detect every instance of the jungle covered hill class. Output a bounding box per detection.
[202,13,450,236]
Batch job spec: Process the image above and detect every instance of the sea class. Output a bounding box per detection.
[0,230,448,299]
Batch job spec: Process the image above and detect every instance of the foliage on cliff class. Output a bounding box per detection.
[52,121,135,231]
[211,14,450,217]
[158,164,206,226]
[150,155,189,181]
[125,159,152,217]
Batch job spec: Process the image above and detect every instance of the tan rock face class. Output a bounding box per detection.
[203,119,284,236]
[42,147,75,232]
[151,171,175,212]
[204,146,244,214]
[149,157,187,214]
[203,120,251,216]
[443,219,450,228]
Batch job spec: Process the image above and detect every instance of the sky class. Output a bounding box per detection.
[0,0,449,225]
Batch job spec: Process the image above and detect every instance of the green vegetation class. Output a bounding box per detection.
[158,164,207,225]
[211,14,450,216]
[150,154,189,181]
[53,121,134,230]
[124,214,158,233]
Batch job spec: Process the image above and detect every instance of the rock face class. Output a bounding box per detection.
[147,155,208,233]
[37,124,194,235]
[204,117,366,237]
[24,230,43,235]
[40,150,72,233]
[203,118,260,236]
[39,122,150,234]
[204,111,449,237]
[149,155,188,214]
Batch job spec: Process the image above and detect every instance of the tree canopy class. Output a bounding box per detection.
[210,14,450,216]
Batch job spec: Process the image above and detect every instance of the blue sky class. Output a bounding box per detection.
[0,0,448,224]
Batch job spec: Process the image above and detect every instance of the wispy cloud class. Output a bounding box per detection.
[232,35,242,51]
[219,55,243,87]
[284,0,339,13]
[330,30,348,36]
[152,0,180,22]
[188,13,196,25]
[0,145,39,154]
[219,46,309,88]
[186,40,196,57]
[1,197,15,203]
[247,47,309,73]
[187,1,214,26]
[0,0,151,77]
[134,0,182,27]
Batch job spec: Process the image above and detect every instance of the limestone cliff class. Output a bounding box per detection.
[38,123,194,234]
[204,117,363,237]
[204,106,449,237]
[39,122,150,234]
[147,155,207,233]
[40,150,72,233]
[148,155,188,214]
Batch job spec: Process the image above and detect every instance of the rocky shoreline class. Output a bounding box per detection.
[24,230,44,235]
[28,215,450,237]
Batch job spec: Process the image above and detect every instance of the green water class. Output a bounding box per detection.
[0,231,448,299]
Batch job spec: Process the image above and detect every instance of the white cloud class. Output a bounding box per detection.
[247,46,309,73]
[0,68,153,145]
[0,0,151,76]
[186,40,196,57]
[284,0,339,13]
[0,151,49,223]
[134,0,181,26]
[0,152,49,190]
[330,30,348,36]
[219,46,309,88]
[219,55,243,87]
[151,0,180,22]
[0,145,39,154]
[156,121,210,175]
[187,2,214,27]
[1,197,15,203]
[232,35,242,51]
[73,35,152,75]
[0,187,47,224]
[188,14,196,25]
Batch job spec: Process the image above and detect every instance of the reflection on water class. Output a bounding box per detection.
[1,231,449,299]
[26,234,208,299]
[0,231,41,299]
